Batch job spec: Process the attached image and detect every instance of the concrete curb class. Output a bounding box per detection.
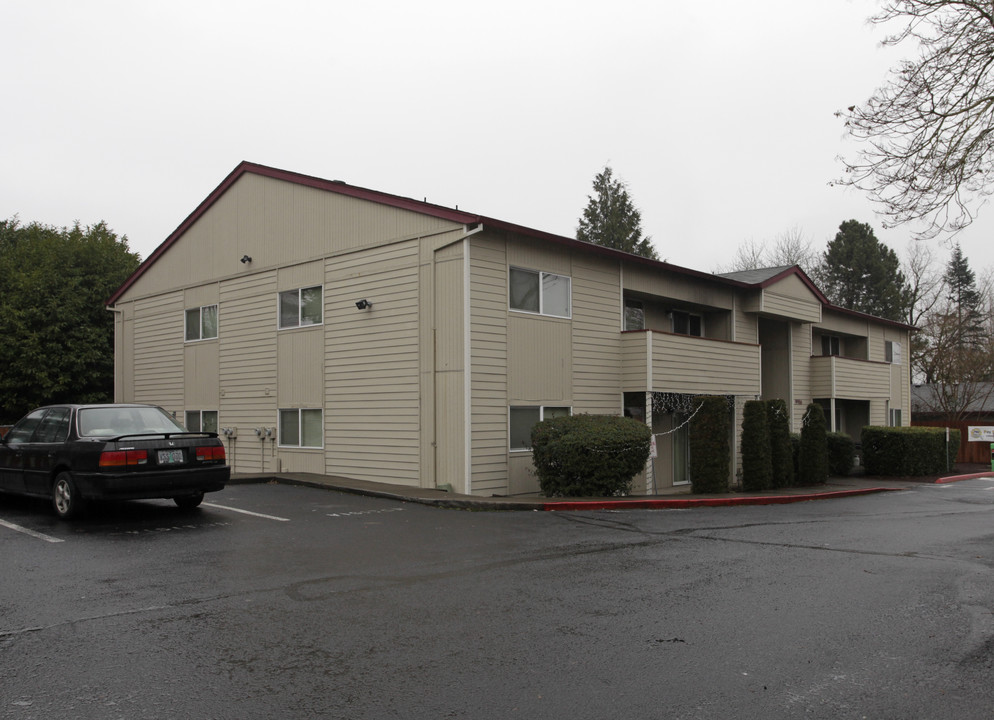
[935,471,994,485]
[541,487,904,511]
[231,473,909,511]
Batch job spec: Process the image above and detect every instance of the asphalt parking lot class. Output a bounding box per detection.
[4,480,994,719]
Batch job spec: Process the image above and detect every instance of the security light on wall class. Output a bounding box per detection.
[355,299,372,310]
[240,255,252,264]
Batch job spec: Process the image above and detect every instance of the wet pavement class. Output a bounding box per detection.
[231,463,994,511]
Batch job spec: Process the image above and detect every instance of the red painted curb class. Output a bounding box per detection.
[935,472,994,484]
[541,487,903,511]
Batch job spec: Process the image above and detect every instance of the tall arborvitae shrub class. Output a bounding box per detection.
[799,403,829,485]
[741,400,772,491]
[827,432,855,476]
[766,399,795,488]
[689,396,730,494]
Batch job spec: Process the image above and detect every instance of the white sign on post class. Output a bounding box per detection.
[967,426,994,442]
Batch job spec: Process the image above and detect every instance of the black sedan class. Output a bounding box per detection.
[0,404,229,519]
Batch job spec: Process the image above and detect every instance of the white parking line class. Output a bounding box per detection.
[0,519,64,543]
[202,503,290,521]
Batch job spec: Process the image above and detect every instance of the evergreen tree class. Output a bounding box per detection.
[943,243,984,349]
[576,166,658,259]
[817,220,910,321]
[0,218,141,421]
[799,404,829,485]
[740,400,772,491]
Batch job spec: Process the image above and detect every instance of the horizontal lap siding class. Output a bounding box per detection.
[133,293,184,413]
[325,241,421,485]
[572,257,622,414]
[835,359,891,398]
[809,357,891,399]
[219,273,278,472]
[620,333,649,390]
[763,291,822,323]
[651,333,760,396]
[469,237,508,495]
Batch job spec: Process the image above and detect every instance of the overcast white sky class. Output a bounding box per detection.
[4,0,992,277]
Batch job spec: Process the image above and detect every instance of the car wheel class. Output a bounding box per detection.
[174,491,204,509]
[52,472,84,519]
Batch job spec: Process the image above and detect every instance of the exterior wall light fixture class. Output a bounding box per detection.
[240,255,252,264]
[355,299,372,310]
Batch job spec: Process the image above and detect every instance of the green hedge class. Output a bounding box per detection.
[861,426,960,476]
[690,396,730,494]
[741,400,772,491]
[827,432,855,477]
[531,414,651,497]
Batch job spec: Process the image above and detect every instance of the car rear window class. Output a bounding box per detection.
[78,407,187,437]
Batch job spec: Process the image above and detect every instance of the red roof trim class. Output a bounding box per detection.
[105,161,915,332]
[107,161,483,305]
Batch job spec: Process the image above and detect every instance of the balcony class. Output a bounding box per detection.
[621,330,761,396]
[809,355,891,399]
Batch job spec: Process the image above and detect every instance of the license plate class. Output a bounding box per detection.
[157,449,185,465]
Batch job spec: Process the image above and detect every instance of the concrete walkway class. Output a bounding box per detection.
[229,467,994,511]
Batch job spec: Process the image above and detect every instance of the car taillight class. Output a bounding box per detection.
[99,450,148,467]
[195,446,225,462]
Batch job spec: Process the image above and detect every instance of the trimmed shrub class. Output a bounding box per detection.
[861,426,961,476]
[689,396,730,494]
[790,432,802,485]
[827,432,855,476]
[767,399,794,489]
[531,414,651,497]
[799,403,829,485]
[741,400,772,491]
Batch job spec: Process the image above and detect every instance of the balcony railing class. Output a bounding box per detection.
[621,330,761,396]
[809,355,891,399]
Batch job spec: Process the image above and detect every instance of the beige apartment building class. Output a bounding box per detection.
[107,162,912,496]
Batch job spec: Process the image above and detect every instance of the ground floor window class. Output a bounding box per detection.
[279,408,323,448]
[185,410,218,433]
[889,408,903,427]
[509,405,571,450]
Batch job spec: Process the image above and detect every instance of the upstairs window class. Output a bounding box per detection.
[885,340,902,364]
[624,299,645,331]
[509,268,571,318]
[279,286,323,329]
[821,335,840,357]
[671,310,702,337]
[185,305,218,341]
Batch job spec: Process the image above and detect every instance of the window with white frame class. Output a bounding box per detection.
[885,340,902,364]
[185,410,218,433]
[185,305,218,341]
[279,408,323,448]
[509,268,571,318]
[509,405,571,451]
[279,286,323,329]
[889,408,903,427]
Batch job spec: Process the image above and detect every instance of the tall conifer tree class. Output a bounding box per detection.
[576,166,658,260]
